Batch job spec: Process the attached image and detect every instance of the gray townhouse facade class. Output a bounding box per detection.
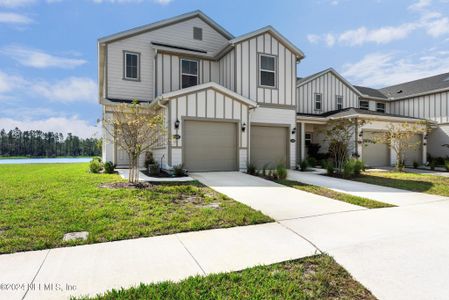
[98,11,448,171]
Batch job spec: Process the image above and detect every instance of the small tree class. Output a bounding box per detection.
[370,121,429,171]
[102,100,165,183]
[323,118,366,174]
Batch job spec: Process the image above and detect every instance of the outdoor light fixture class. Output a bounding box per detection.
[358,130,363,137]
[291,127,297,135]
[241,122,247,132]
[424,134,428,141]
[174,118,180,129]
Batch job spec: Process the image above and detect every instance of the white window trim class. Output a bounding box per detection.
[123,51,140,81]
[314,93,322,111]
[336,95,343,110]
[180,58,199,88]
[359,100,369,110]
[305,132,312,145]
[376,102,386,113]
[258,54,277,88]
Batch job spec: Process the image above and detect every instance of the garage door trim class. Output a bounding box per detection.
[250,122,290,169]
[362,130,391,167]
[182,117,240,172]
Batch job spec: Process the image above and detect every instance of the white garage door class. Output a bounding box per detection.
[404,134,422,166]
[250,125,288,169]
[363,131,390,167]
[184,120,238,172]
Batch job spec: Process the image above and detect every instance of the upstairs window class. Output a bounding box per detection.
[124,51,140,80]
[314,93,322,111]
[193,27,203,40]
[259,55,276,88]
[336,95,343,110]
[181,59,198,88]
[359,100,369,110]
[376,102,386,113]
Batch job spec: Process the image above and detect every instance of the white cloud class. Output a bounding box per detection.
[0,70,25,93]
[342,49,449,87]
[32,77,97,103]
[0,0,35,8]
[1,45,87,69]
[0,116,99,138]
[0,12,32,24]
[408,0,432,11]
[425,16,449,37]
[307,34,321,44]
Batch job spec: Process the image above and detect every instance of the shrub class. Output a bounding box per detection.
[276,164,287,180]
[413,161,419,169]
[103,161,116,174]
[299,160,308,172]
[173,164,187,177]
[271,170,279,180]
[92,156,102,163]
[444,160,449,172]
[326,161,335,175]
[343,160,355,178]
[89,159,103,174]
[307,143,321,159]
[262,163,270,177]
[247,163,256,175]
[144,152,155,170]
[307,157,317,168]
[149,162,160,176]
[430,160,436,171]
[353,159,365,176]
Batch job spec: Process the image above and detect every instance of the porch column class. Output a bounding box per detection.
[422,134,428,164]
[300,122,306,162]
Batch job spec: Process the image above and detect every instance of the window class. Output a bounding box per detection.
[314,93,322,111]
[259,55,276,87]
[359,100,369,110]
[336,95,343,110]
[124,51,140,80]
[376,102,386,113]
[181,59,198,88]
[305,133,312,146]
[193,27,203,40]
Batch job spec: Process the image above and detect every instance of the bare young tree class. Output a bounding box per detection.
[323,118,366,173]
[370,121,429,171]
[102,100,165,183]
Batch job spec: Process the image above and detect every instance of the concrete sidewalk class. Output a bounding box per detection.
[191,172,365,220]
[287,170,448,206]
[0,223,317,300]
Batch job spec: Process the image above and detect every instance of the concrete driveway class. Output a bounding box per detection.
[194,171,449,300]
[191,172,364,220]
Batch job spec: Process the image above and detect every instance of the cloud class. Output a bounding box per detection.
[32,77,97,103]
[307,0,449,46]
[90,0,172,4]
[0,12,32,24]
[1,45,87,69]
[341,49,449,87]
[0,116,99,138]
[0,70,25,93]
[0,0,35,8]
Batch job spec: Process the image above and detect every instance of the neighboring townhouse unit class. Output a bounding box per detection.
[99,10,303,171]
[99,10,448,171]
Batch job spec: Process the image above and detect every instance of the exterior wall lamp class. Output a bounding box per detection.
[174,118,180,129]
[241,122,246,132]
[291,127,297,135]
[358,130,363,138]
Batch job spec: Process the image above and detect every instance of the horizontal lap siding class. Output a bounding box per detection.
[233,33,297,106]
[106,17,228,101]
[297,72,359,114]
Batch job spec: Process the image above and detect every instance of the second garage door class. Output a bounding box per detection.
[184,120,238,172]
[403,134,422,166]
[250,125,288,169]
[362,131,390,167]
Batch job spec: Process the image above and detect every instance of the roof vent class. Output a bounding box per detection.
[397,90,403,94]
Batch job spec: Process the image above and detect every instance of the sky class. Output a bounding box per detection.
[0,0,448,138]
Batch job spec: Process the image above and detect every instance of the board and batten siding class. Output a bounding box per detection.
[106,17,229,102]
[232,33,297,106]
[155,52,219,96]
[389,91,449,124]
[297,72,359,114]
[168,88,249,170]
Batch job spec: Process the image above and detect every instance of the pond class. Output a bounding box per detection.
[0,157,92,164]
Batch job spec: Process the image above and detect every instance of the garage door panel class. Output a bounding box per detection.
[363,132,389,167]
[184,120,238,172]
[250,125,288,169]
[404,134,422,166]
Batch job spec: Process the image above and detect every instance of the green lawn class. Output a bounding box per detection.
[353,171,449,197]
[276,179,394,209]
[81,255,375,300]
[0,163,271,254]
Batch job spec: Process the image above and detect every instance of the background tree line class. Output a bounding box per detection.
[0,127,101,157]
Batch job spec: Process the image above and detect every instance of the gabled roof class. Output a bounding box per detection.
[296,68,363,96]
[98,10,234,44]
[153,82,258,108]
[379,72,449,100]
[229,26,305,59]
[354,85,388,100]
